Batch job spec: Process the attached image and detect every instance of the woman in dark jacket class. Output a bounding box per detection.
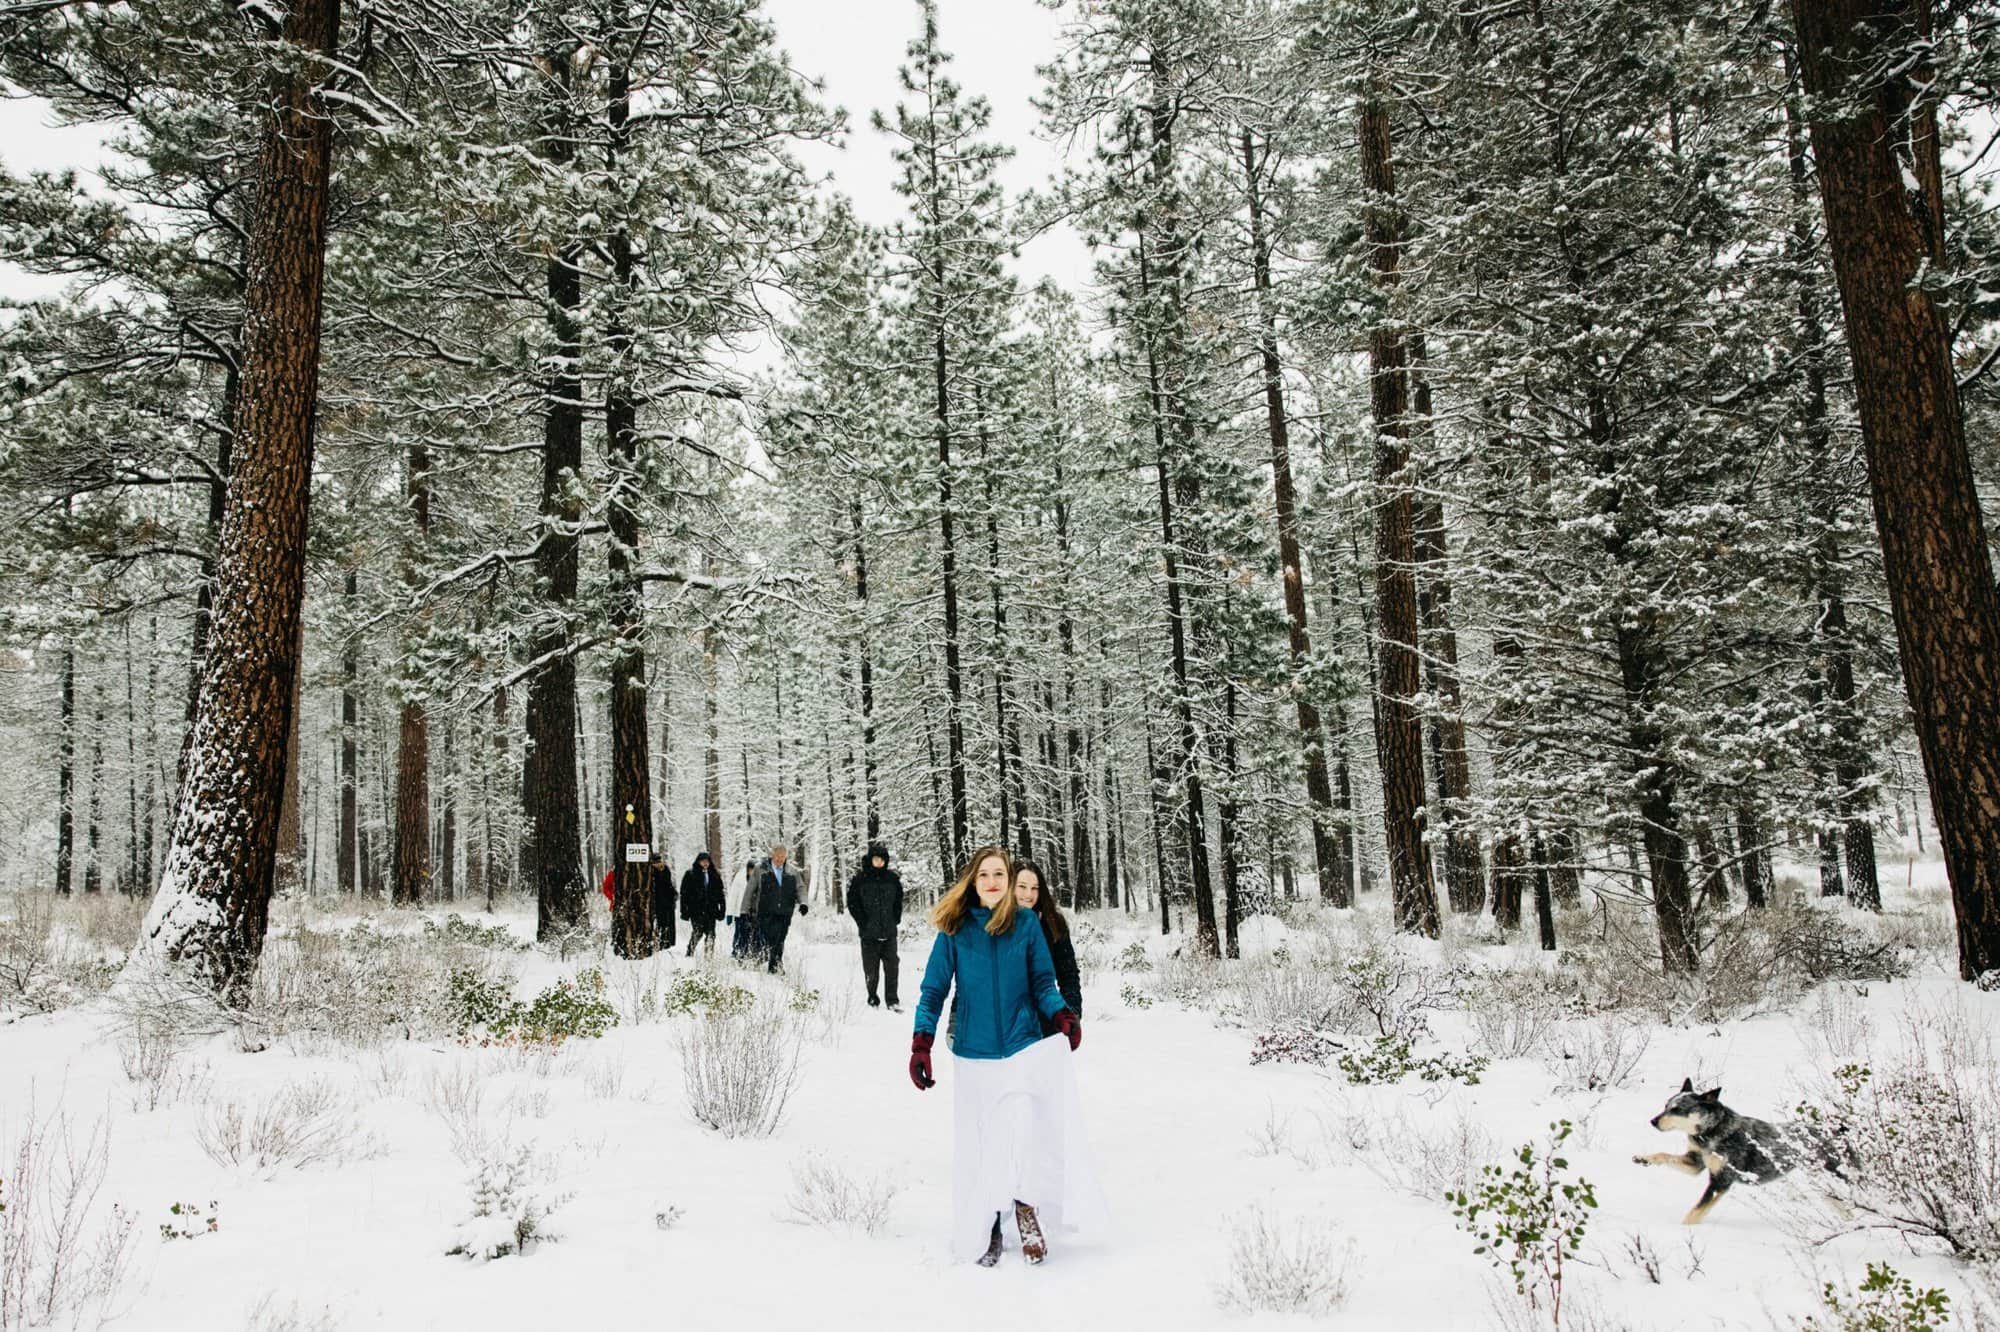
[1011,859,1082,1032]
[679,851,727,957]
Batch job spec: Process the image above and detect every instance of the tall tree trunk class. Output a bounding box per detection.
[931,277,969,866]
[1100,676,1122,911]
[1054,467,1095,908]
[1792,0,2000,977]
[436,725,454,899]
[1358,95,1440,939]
[141,618,158,890]
[605,56,655,961]
[392,442,431,906]
[124,0,340,1002]
[1146,713,1173,937]
[1531,833,1558,952]
[922,698,953,882]
[338,570,358,893]
[1735,800,1772,908]
[1138,226,1219,957]
[84,683,104,894]
[522,34,587,942]
[1782,48,1882,913]
[1218,675,1244,960]
[1241,126,1341,906]
[124,623,141,894]
[490,684,511,901]
[981,416,1026,853]
[57,645,75,895]
[848,501,881,841]
[1410,341,1484,914]
[703,622,724,867]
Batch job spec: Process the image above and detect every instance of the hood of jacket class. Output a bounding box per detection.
[864,842,890,868]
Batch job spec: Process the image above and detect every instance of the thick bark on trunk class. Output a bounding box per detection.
[1358,96,1439,939]
[931,268,969,864]
[523,37,586,942]
[391,436,432,908]
[125,0,340,1003]
[392,702,429,904]
[1489,834,1524,933]
[1792,0,2000,977]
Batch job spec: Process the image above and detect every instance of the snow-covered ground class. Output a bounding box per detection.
[1,864,1994,1331]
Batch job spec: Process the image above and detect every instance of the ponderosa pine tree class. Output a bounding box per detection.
[123,0,342,1002]
[1790,0,2000,980]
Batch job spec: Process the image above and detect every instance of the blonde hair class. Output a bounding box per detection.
[930,846,1020,936]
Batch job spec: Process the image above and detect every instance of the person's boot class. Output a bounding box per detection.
[1014,1201,1046,1265]
[976,1214,1003,1268]
[867,993,880,1008]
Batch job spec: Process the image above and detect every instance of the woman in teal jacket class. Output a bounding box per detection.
[910,846,1088,1267]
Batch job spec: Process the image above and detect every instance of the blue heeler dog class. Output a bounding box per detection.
[1633,1079,1844,1224]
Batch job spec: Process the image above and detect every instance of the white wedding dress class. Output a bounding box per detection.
[949,1034,1111,1261]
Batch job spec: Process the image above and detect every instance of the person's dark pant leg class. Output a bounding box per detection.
[861,937,881,1002]
[762,921,787,972]
[881,941,900,1007]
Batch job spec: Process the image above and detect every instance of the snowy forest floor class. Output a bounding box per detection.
[2,865,1996,1331]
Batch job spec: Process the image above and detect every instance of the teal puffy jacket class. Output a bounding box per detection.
[912,906,1068,1059]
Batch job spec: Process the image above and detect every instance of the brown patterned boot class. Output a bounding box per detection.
[976,1213,1003,1267]
[1015,1201,1046,1265]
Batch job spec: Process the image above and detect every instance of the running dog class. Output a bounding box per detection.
[1633,1079,1840,1224]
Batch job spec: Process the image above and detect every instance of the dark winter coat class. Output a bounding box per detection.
[914,906,1067,1060]
[680,860,727,925]
[1042,930,1084,1032]
[846,844,904,940]
[651,863,677,926]
[755,862,804,935]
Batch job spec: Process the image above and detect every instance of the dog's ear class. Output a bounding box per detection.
[1699,1086,1721,1103]
[1679,1077,1694,1094]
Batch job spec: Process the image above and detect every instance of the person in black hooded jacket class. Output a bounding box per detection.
[679,851,727,956]
[846,842,905,1010]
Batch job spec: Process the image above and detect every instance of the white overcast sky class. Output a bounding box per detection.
[0,0,1092,301]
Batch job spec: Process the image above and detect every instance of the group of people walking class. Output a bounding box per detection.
[604,837,1106,1266]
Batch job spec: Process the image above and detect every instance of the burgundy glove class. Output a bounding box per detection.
[1053,1009,1081,1052]
[910,1032,936,1090]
